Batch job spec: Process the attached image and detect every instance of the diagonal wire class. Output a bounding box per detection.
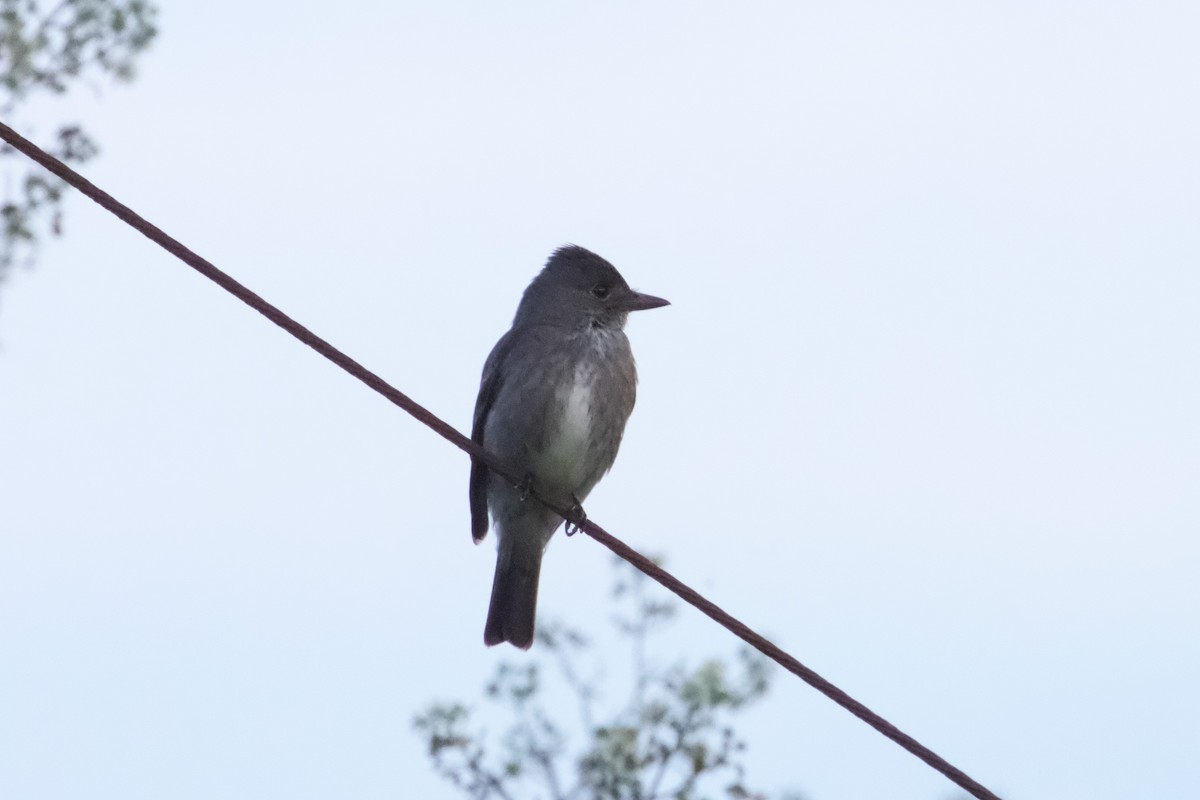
[0,120,1002,800]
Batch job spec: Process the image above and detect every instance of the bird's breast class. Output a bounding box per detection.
[536,365,597,496]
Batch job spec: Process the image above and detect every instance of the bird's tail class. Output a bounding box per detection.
[484,535,543,650]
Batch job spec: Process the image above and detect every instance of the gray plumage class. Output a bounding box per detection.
[470,245,669,649]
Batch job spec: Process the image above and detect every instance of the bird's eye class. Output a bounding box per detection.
[591,284,610,300]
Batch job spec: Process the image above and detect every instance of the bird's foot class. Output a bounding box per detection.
[517,472,535,502]
[563,496,587,536]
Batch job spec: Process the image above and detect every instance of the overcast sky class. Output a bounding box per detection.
[2,2,1198,798]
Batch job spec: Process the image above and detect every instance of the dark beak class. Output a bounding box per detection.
[619,290,670,312]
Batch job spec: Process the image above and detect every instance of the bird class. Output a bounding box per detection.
[469,245,669,649]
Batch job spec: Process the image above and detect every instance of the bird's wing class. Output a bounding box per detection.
[470,329,516,542]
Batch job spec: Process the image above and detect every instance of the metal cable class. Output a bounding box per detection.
[0,120,1002,800]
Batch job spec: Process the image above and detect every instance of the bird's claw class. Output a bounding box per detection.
[563,497,587,536]
[517,473,535,502]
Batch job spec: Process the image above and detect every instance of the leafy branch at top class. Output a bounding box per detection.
[0,0,157,283]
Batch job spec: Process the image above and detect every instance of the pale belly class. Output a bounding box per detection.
[533,369,597,498]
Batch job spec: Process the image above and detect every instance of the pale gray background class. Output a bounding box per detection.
[2,2,1197,798]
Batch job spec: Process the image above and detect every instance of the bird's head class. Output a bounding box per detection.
[514,245,669,329]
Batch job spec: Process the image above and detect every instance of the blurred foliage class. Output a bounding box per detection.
[414,558,794,800]
[0,0,156,284]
